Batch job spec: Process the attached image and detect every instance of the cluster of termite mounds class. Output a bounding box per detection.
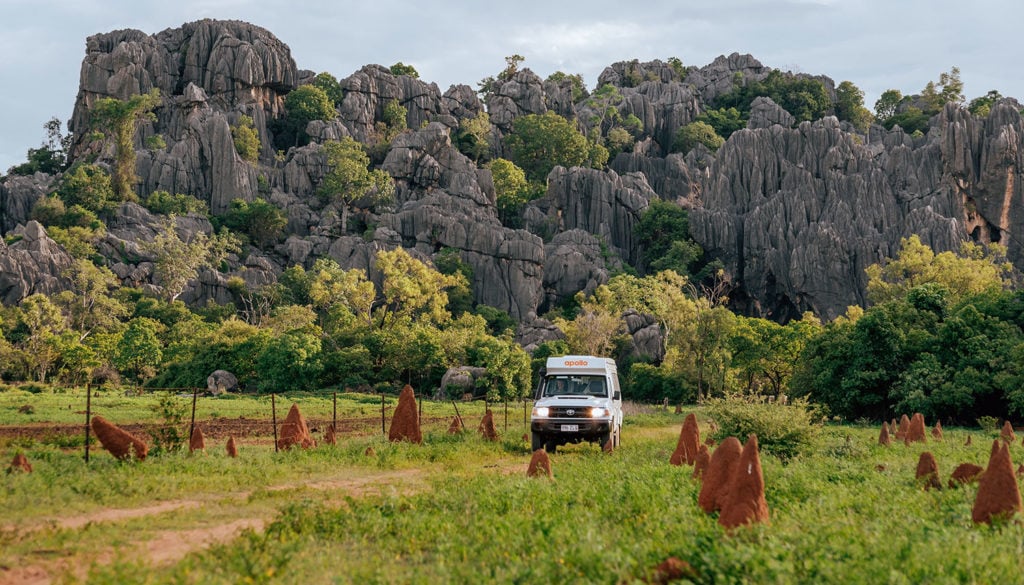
[673,413,769,530]
[882,413,1024,524]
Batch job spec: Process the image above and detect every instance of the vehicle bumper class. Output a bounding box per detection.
[531,419,613,436]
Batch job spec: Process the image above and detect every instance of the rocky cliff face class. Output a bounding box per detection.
[4,20,1024,332]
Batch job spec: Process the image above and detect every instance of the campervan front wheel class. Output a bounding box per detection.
[531,432,544,452]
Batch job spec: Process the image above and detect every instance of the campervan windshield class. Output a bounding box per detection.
[542,375,607,398]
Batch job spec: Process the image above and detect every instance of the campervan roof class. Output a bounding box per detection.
[545,356,615,377]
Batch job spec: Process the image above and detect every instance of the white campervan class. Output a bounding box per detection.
[530,355,623,452]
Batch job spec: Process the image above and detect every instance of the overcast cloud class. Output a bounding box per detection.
[1,0,1021,172]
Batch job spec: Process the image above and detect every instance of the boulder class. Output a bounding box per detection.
[436,366,487,400]
[207,370,239,395]
[747,96,795,130]
[0,173,56,234]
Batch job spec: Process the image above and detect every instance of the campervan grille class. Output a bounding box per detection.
[549,407,590,418]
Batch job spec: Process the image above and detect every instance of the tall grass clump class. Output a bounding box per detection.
[704,394,823,460]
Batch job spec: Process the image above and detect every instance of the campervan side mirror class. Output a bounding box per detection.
[613,391,621,401]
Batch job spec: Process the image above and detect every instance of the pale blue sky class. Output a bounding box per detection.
[1,0,1021,172]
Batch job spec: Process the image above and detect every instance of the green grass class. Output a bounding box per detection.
[5,405,1024,584]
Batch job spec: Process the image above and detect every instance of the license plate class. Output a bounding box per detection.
[560,424,579,432]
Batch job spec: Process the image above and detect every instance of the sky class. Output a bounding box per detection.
[1,0,1022,173]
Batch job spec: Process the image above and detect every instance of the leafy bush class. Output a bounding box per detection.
[704,393,822,459]
[144,191,209,216]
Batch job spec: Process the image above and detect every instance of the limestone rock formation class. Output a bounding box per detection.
[388,385,422,444]
[542,229,614,307]
[514,317,565,354]
[0,221,74,305]
[747,97,796,130]
[381,123,544,320]
[0,173,55,234]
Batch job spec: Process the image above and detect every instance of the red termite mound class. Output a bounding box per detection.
[387,385,422,444]
[189,426,206,454]
[1017,463,1024,478]
[878,422,891,446]
[8,453,32,473]
[478,410,498,442]
[896,415,910,441]
[904,413,927,444]
[527,449,553,478]
[645,557,697,584]
[670,413,700,466]
[603,437,614,453]
[948,463,983,488]
[447,416,463,434]
[719,434,770,529]
[91,415,148,461]
[965,435,973,447]
[931,421,943,440]
[972,440,1023,524]
[226,436,238,458]
[914,451,941,490]
[364,446,376,457]
[1000,421,1016,444]
[323,424,337,446]
[697,436,743,514]
[692,444,710,481]
[278,404,316,450]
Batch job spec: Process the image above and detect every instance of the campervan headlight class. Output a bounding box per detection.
[589,407,609,418]
[533,407,550,418]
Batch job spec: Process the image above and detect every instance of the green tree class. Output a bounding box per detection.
[256,329,322,392]
[507,111,594,182]
[231,115,261,163]
[311,72,344,107]
[730,314,820,394]
[144,191,209,216]
[90,89,162,200]
[16,294,67,383]
[390,62,420,78]
[672,121,724,154]
[8,117,71,176]
[308,258,376,328]
[55,259,128,341]
[470,335,532,401]
[319,137,395,231]
[455,111,491,162]
[277,85,336,147]
[375,247,464,329]
[865,235,1012,306]
[834,81,874,131]
[379,99,408,142]
[53,163,115,213]
[219,198,287,248]
[695,107,746,140]
[487,158,531,225]
[115,317,163,384]
[874,89,904,121]
[142,216,240,301]
[968,90,1003,117]
[937,66,965,106]
[667,57,686,79]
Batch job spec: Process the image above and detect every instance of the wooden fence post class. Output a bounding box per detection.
[188,386,198,445]
[84,384,92,463]
[381,391,386,435]
[332,391,337,432]
[271,393,278,453]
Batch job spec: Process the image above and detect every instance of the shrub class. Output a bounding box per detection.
[704,393,823,460]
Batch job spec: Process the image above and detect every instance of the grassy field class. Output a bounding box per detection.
[3,390,1024,584]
